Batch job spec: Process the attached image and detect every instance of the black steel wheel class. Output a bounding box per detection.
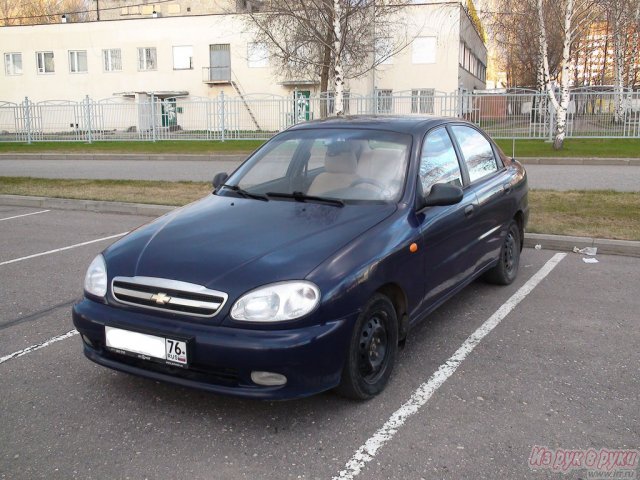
[484,220,521,285]
[337,294,398,400]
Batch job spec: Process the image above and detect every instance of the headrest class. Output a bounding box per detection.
[325,151,357,174]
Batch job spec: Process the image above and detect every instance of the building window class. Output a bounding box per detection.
[173,45,193,70]
[103,49,122,72]
[375,37,393,65]
[412,37,436,64]
[36,51,55,74]
[459,42,486,81]
[208,44,231,81]
[247,42,268,68]
[69,50,88,73]
[376,89,393,114]
[138,47,157,71]
[411,89,435,114]
[4,52,22,75]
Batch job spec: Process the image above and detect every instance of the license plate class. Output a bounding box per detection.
[105,326,188,368]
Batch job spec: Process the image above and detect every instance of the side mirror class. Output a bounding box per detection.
[423,183,463,207]
[212,172,228,190]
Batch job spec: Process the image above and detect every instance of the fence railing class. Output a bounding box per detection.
[1,90,639,143]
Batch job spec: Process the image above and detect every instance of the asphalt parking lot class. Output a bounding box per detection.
[1,205,638,480]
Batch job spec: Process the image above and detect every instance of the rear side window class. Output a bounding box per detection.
[451,125,498,183]
[419,127,462,195]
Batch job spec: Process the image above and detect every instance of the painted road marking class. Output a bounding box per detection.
[0,330,78,365]
[334,252,567,480]
[0,232,128,266]
[0,209,50,222]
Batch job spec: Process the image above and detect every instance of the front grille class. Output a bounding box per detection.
[111,276,227,318]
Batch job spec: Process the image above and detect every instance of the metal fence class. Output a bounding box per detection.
[1,90,639,142]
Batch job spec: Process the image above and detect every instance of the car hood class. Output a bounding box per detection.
[104,194,395,295]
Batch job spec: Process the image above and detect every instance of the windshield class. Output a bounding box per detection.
[221,128,412,204]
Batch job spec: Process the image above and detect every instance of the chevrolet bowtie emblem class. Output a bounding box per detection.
[151,292,171,305]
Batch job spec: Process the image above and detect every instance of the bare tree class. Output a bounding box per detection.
[487,0,564,88]
[0,0,90,25]
[243,0,414,116]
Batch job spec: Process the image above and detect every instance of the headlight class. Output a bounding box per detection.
[230,281,320,322]
[84,254,107,298]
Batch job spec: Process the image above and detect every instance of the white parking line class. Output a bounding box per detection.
[0,232,128,266]
[0,209,50,222]
[0,329,78,365]
[333,252,567,480]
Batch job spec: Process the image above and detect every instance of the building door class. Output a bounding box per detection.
[161,98,177,127]
[294,90,310,122]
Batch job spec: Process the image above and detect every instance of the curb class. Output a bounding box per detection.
[0,194,175,217]
[518,157,640,166]
[3,194,640,257]
[523,233,640,258]
[0,153,637,166]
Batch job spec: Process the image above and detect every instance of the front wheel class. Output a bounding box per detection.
[484,220,521,285]
[336,294,398,400]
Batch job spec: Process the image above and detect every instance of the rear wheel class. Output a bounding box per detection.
[337,294,398,400]
[484,220,521,285]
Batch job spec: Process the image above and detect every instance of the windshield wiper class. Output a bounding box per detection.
[266,191,344,207]
[219,184,269,202]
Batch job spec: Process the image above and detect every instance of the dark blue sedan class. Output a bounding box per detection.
[73,116,528,400]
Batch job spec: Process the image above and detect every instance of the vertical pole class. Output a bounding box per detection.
[150,93,157,142]
[219,91,226,142]
[206,98,212,140]
[85,95,93,144]
[24,96,32,144]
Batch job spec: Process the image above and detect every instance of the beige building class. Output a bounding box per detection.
[1,2,487,104]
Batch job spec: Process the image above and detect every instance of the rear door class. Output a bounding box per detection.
[448,124,512,274]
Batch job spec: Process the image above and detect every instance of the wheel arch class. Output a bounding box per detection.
[376,283,409,344]
[514,210,525,251]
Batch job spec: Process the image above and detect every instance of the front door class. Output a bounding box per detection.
[414,127,479,316]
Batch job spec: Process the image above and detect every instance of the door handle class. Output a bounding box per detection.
[464,205,474,217]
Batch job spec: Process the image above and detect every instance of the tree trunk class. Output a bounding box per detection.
[537,0,574,150]
[613,9,625,124]
[319,42,332,118]
[333,0,344,116]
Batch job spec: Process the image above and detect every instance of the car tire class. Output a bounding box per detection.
[336,293,398,400]
[484,220,521,285]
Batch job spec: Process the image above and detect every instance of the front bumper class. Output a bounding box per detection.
[72,299,355,400]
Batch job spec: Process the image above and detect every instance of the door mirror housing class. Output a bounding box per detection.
[212,172,228,190]
[423,183,463,207]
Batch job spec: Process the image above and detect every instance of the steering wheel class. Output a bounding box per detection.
[350,178,386,191]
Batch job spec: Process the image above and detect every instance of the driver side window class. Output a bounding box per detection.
[420,128,462,195]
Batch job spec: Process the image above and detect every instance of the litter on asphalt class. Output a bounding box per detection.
[573,246,598,256]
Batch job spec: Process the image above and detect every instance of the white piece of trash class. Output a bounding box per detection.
[573,246,598,256]
[534,244,542,250]
[582,257,599,264]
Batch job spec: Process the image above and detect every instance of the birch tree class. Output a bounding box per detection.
[244,0,413,116]
[535,0,598,149]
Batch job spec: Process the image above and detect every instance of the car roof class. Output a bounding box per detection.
[286,115,457,135]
